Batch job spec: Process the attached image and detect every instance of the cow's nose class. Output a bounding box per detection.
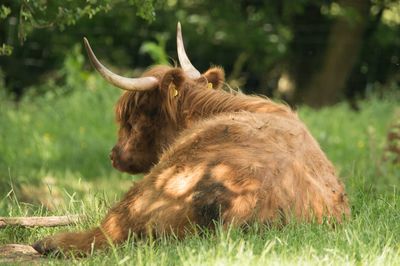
[109,147,117,160]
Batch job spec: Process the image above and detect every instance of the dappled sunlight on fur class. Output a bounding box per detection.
[33,65,349,256]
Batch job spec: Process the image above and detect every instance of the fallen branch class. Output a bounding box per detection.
[0,215,82,228]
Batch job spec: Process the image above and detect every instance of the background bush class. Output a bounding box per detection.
[1,0,399,107]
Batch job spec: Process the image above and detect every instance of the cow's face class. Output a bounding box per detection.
[110,68,184,174]
[109,67,225,174]
[83,33,224,174]
[111,91,160,173]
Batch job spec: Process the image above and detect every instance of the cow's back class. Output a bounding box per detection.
[141,112,350,231]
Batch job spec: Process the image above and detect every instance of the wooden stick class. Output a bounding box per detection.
[0,215,82,228]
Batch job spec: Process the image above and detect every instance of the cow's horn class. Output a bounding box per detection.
[83,37,158,91]
[176,22,201,79]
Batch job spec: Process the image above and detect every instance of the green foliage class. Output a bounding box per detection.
[0,4,11,19]
[1,0,156,49]
[62,44,87,89]
[139,33,170,64]
[1,0,399,104]
[0,5,12,56]
[0,43,13,56]
[128,0,156,21]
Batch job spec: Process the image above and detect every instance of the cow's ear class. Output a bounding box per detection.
[160,68,185,98]
[202,67,225,90]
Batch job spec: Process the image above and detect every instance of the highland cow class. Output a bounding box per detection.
[33,23,350,256]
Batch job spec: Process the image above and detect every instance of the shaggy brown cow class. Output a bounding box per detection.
[33,24,350,256]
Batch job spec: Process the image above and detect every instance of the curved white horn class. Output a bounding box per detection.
[176,22,201,79]
[83,37,158,91]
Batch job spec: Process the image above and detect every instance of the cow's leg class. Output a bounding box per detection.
[32,185,144,257]
[32,208,135,256]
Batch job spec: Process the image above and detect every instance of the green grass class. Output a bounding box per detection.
[0,78,399,265]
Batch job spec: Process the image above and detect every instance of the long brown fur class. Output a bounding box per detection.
[33,65,350,256]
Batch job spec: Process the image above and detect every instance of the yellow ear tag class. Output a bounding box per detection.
[207,82,213,89]
[169,82,178,97]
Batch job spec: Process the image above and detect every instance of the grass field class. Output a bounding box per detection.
[0,77,399,265]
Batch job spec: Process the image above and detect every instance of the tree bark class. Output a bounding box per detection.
[301,0,370,107]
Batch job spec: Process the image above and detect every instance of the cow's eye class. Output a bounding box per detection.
[148,109,158,117]
[124,122,132,131]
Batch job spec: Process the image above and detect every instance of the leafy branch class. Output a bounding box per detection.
[1,0,156,55]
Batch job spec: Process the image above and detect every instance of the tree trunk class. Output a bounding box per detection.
[301,0,370,107]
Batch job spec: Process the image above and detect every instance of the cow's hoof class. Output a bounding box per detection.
[32,238,60,256]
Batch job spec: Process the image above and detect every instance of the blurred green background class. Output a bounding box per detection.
[1,0,399,107]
